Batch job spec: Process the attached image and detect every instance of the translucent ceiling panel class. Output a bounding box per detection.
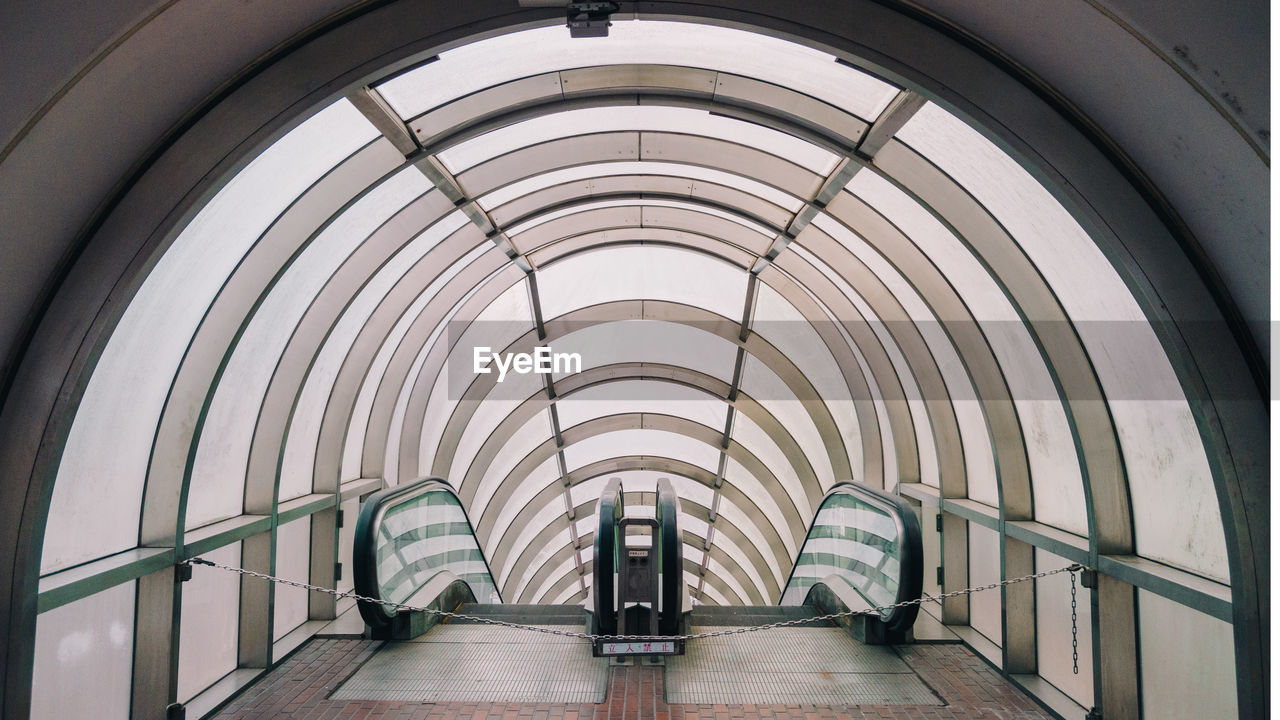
[417,280,534,473]
[706,555,754,607]
[377,21,897,122]
[447,372,545,485]
[188,168,431,525]
[340,238,487,482]
[468,409,554,522]
[551,321,738,385]
[385,269,500,484]
[551,582,587,606]
[753,283,862,482]
[897,103,1227,579]
[477,161,805,212]
[556,380,727,431]
[506,197,776,238]
[722,457,799,559]
[45,99,378,573]
[848,171,1085,532]
[438,106,838,175]
[562,429,721,473]
[788,242,938,488]
[537,245,748,321]
[693,574,730,607]
[508,526,573,598]
[783,265,899,490]
[527,552,579,604]
[716,493,785,585]
[32,581,135,720]
[739,355,834,491]
[810,214,997,504]
[486,460,566,570]
[730,412,812,520]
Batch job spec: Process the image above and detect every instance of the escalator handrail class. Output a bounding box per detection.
[592,477,625,633]
[780,482,923,632]
[352,476,501,628]
[655,477,683,634]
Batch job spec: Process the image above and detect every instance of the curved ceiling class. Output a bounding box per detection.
[40,16,1231,604]
[2,4,1265,719]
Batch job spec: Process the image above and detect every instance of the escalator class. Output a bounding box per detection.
[350,476,921,648]
[351,477,501,639]
[342,475,930,706]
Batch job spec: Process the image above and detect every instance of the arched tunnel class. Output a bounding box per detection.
[0,2,1267,719]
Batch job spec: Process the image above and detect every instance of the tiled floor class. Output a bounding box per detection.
[210,638,1054,720]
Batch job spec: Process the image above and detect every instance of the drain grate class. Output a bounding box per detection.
[664,627,942,705]
[331,625,608,703]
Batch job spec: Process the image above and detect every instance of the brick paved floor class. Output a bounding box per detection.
[211,639,1052,720]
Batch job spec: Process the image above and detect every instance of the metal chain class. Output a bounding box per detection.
[1070,568,1079,674]
[186,557,1086,643]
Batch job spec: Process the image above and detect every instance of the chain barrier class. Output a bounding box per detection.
[1070,569,1080,674]
[185,557,1086,643]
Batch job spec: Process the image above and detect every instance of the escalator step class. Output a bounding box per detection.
[448,603,587,625]
[688,605,832,627]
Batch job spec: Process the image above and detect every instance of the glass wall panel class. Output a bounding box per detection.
[273,516,312,641]
[846,172,1086,531]
[788,243,938,488]
[340,239,487,481]
[31,581,135,720]
[551,321,739,385]
[1138,589,1237,719]
[966,522,1001,646]
[189,168,431,523]
[45,100,378,572]
[477,161,804,212]
[178,541,241,702]
[556,380,727,431]
[377,21,896,123]
[537,245,748,322]
[896,103,1226,580]
[563,429,722,473]
[810,214,997,504]
[753,283,862,482]
[1034,548,1092,706]
[337,497,360,593]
